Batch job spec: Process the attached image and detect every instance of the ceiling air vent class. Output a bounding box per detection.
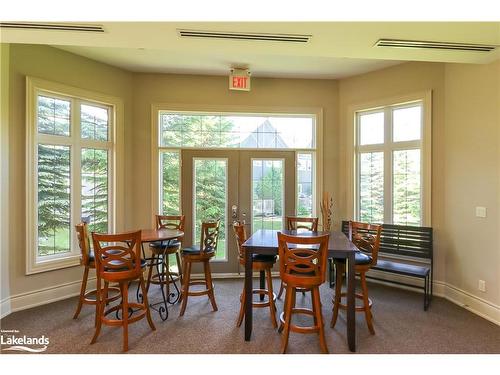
[178,29,311,43]
[0,22,104,33]
[375,39,496,52]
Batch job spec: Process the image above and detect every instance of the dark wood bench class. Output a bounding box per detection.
[330,221,433,310]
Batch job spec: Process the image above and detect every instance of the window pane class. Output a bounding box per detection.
[393,149,421,225]
[359,112,384,145]
[81,148,109,234]
[159,113,314,149]
[81,104,109,141]
[252,159,284,233]
[37,95,70,136]
[297,153,313,217]
[393,105,421,142]
[359,152,384,223]
[37,144,71,256]
[194,159,227,260]
[160,151,180,215]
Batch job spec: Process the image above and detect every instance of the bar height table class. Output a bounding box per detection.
[242,229,358,352]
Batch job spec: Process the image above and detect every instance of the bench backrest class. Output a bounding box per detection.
[341,221,433,260]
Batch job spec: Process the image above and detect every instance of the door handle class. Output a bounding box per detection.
[232,205,238,219]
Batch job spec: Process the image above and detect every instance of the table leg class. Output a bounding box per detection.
[244,248,253,341]
[346,252,356,352]
[259,270,265,301]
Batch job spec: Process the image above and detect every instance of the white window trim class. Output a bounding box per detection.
[150,103,323,230]
[26,77,125,275]
[192,157,229,262]
[346,91,432,226]
[251,157,286,234]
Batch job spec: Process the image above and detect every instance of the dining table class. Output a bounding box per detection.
[136,228,184,321]
[242,229,359,352]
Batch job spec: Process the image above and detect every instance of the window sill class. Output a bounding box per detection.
[26,254,81,275]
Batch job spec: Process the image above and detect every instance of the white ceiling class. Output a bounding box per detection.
[2,22,500,79]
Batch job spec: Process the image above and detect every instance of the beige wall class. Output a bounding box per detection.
[337,60,500,307]
[7,44,133,298]
[130,73,339,230]
[1,43,11,316]
[338,62,447,282]
[443,61,500,305]
[3,43,499,320]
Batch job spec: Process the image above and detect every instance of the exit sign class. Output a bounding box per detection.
[229,68,251,91]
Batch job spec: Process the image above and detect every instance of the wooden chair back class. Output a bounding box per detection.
[92,230,142,280]
[349,221,382,266]
[75,222,91,266]
[232,221,247,262]
[277,232,330,287]
[156,214,185,231]
[200,220,220,254]
[286,216,319,232]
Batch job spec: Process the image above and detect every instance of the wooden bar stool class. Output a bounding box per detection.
[277,231,330,354]
[233,222,277,328]
[73,222,120,325]
[277,216,319,299]
[179,220,220,316]
[91,230,156,352]
[146,215,185,301]
[331,221,381,334]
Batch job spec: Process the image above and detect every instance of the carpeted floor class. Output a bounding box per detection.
[1,278,499,354]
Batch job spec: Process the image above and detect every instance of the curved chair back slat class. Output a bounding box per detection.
[156,214,185,231]
[278,232,329,287]
[286,216,319,232]
[92,231,143,279]
[349,221,382,265]
[200,220,220,254]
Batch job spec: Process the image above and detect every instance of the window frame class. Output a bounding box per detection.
[347,91,432,226]
[26,77,124,274]
[151,104,324,230]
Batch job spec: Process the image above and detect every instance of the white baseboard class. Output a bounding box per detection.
[363,271,499,326]
[1,272,498,327]
[5,278,96,317]
[0,297,11,319]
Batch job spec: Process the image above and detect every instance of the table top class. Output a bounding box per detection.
[140,228,184,243]
[242,229,358,256]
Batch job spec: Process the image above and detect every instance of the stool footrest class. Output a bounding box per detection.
[279,309,321,334]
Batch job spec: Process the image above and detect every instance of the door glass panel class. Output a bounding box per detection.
[252,159,284,234]
[193,159,227,260]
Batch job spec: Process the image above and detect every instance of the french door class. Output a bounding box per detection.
[181,149,295,274]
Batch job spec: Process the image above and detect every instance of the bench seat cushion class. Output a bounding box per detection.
[373,259,430,277]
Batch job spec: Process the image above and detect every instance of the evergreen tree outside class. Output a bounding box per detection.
[359,152,384,224]
[393,149,421,225]
[37,144,71,256]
